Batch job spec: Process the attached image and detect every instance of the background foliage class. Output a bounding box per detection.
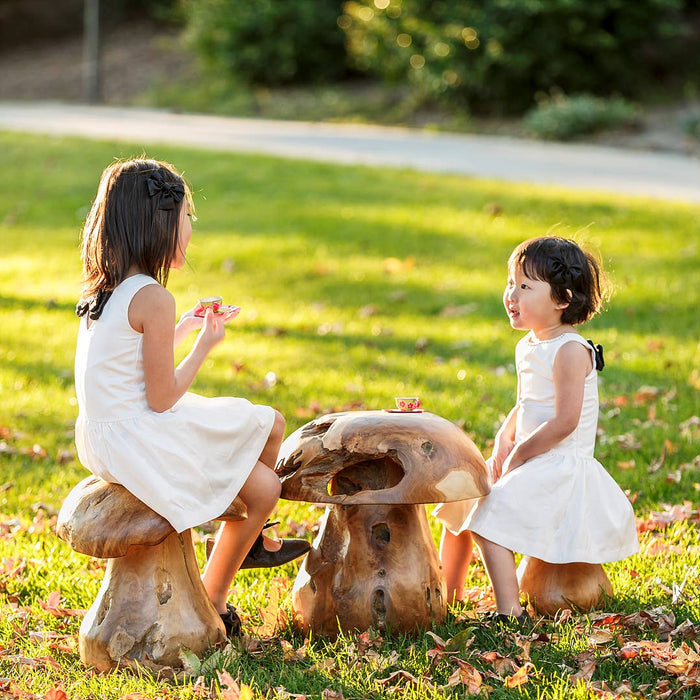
[341,0,693,113]
[179,0,699,114]
[182,0,347,85]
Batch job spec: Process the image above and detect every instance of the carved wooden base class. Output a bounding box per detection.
[80,530,225,671]
[517,556,613,616]
[292,503,446,637]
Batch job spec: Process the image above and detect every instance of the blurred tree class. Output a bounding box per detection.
[182,0,347,85]
[341,0,696,114]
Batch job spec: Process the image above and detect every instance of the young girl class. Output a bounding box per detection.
[74,158,308,636]
[434,236,638,623]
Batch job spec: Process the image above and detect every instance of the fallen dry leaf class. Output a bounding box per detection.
[321,690,344,700]
[479,650,519,676]
[446,660,482,694]
[633,386,661,405]
[504,662,532,688]
[217,670,255,700]
[589,628,615,646]
[39,590,85,618]
[383,257,415,274]
[636,502,697,532]
[43,687,69,700]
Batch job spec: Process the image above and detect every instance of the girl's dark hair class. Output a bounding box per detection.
[508,236,610,324]
[76,158,193,319]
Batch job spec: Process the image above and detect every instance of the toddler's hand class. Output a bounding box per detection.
[491,436,514,482]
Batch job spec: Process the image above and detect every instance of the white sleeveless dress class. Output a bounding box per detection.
[434,332,638,564]
[74,274,275,533]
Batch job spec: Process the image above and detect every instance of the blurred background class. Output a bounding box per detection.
[1,0,699,151]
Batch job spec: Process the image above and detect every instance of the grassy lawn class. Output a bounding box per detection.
[0,131,698,698]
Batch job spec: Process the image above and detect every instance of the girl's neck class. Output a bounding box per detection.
[529,323,576,342]
[125,264,146,279]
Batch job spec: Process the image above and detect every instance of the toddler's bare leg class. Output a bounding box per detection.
[472,533,522,617]
[203,460,282,613]
[439,528,474,603]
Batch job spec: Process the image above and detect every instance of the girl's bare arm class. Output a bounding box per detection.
[130,285,225,412]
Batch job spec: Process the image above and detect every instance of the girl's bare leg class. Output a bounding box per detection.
[203,411,286,613]
[257,410,285,469]
[203,460,282,612]
[439,528,474,604]
[472,533,523,617]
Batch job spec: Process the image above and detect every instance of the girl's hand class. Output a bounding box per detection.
[218,305,241,324]
[177,305,205,331]
[195,308,227,352]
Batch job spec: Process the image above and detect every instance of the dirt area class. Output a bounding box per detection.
[0,22,190,104]
[1,21,698,157]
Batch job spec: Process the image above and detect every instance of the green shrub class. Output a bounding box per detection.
[182,0,347,85]
[341,0,689,114]
[682,111,700,140]
[523,94,640,140]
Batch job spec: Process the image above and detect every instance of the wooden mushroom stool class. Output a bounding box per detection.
[517,557,613,616]
[275,410,490,637]
[56,476,247,671]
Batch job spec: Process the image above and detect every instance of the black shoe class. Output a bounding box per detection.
[220,603,242,637]
[239,531,311,569]
[205,520,311,569]
[483,610,532,631]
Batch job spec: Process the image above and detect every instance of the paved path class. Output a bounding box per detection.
[2,102,699,203]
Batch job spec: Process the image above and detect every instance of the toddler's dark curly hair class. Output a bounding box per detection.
[508,236,609,324]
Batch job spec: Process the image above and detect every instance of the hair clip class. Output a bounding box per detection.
[146,174,185,211]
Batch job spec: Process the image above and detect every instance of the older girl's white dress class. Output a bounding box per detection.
[74,274,275,533]
[434,332,638,563]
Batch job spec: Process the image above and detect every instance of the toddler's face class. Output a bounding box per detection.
[171,201,192,269]
[503,266,568,333]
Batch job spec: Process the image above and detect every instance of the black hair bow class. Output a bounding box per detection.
[146,175,185,211]
[587,339,605,371]
[550,258,583,287]
[75,289,113,321]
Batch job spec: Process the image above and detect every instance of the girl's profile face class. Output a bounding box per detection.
[171,201,192,270]
[503,265,569,335]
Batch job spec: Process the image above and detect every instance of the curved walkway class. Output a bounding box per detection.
[1,101,699,203]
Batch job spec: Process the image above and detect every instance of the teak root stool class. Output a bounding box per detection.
[275,410,491,637]
[56,476,247,671]
[517,557,613,615]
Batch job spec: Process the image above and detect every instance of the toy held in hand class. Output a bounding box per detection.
[195,296,241,318]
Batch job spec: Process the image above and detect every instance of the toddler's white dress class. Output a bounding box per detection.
[74,274,275,533]
[434,332,638,563]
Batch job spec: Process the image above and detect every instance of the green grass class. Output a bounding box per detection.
[0,131,698,698]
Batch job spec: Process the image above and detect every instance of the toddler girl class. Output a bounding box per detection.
[434,236,638,623]
[74,158,308,636]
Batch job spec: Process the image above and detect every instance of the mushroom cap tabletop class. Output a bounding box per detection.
[56,476,248,559]
[276,410,490,505]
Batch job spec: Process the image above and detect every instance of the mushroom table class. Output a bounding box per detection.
[275,409,491,637]
[56,476,247,671]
